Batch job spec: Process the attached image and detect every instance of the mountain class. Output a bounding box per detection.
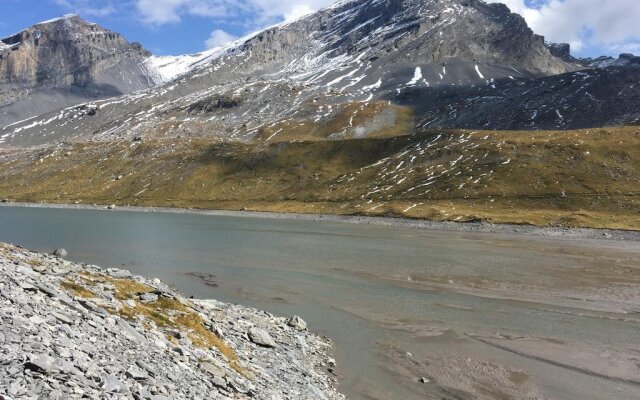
[1,0,640,231]
[1,0,581,146]
[0,14,161,127]
[587,53,640,68]
[545,41,640,68]
[3,0,639,148]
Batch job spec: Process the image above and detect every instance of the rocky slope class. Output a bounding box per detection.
[0,242,343,399]
[0,0,585,146]
[3,0,640,148]
[0,15,160,127]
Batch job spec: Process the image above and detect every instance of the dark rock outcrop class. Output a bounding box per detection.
[546,42,573,62]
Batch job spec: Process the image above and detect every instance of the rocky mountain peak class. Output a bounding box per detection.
[227,0,572,77]
[546,42,573,62]
[0,14,151,88]
[149,0,573,92]
[0,15,160,128]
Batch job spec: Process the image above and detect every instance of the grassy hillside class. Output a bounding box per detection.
[1,126,640,230]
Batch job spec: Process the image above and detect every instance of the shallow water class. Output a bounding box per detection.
[2,206,639,399]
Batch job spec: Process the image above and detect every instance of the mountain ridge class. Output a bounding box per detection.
[0,0,639,146]
[0,0,596,147]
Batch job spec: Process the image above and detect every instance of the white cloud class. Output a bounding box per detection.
[134,0,335,26]
[488,0,640,55]
[54,0,118,17]
[124,0,640,57]
[205,28,237,48]
[246,0,335,24]
[135,0,240,25]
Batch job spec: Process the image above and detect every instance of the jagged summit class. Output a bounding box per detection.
[35,14,82,25]
[176,0,573,82]
[147,0,574,85]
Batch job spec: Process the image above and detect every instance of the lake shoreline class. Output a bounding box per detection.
[2,203,640,400]
[2,201,639,241]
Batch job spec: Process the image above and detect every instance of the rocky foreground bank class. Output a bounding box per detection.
[0,243,344,399]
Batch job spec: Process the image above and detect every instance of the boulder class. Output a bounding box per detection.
[248,327,277,348]
[53,248,68,257]
[287,316,307,331]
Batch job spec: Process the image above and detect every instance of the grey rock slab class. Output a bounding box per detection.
[107,269,132,279]
[101,373,124,393]
[126,365,150,381]
[200,361,227,378]
[51,311,75,325]
[228,377,256,395]
[135,360,156,377]
[115,319,147,344]
[210,375,227,389]
[139,292,159,304]
[248,327,277,348]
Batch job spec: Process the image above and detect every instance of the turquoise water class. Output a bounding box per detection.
[2,206,639,399]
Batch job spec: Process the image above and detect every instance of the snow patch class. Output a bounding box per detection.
[407,67,422,85]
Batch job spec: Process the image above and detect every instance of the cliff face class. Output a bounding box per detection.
[0,14,153,90]
[0,15,158,127]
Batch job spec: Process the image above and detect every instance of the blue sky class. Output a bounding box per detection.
[1,0,639,57]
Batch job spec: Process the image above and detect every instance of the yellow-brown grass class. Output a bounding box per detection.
[27,258,43,267]
[60,280,96,298]
[1,126,640,230]
[57,273,242,372]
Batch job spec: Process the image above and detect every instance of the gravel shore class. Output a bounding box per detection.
[2,201,639,241]
[0,242,344,400]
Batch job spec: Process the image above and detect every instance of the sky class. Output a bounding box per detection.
[0,0,638,58]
